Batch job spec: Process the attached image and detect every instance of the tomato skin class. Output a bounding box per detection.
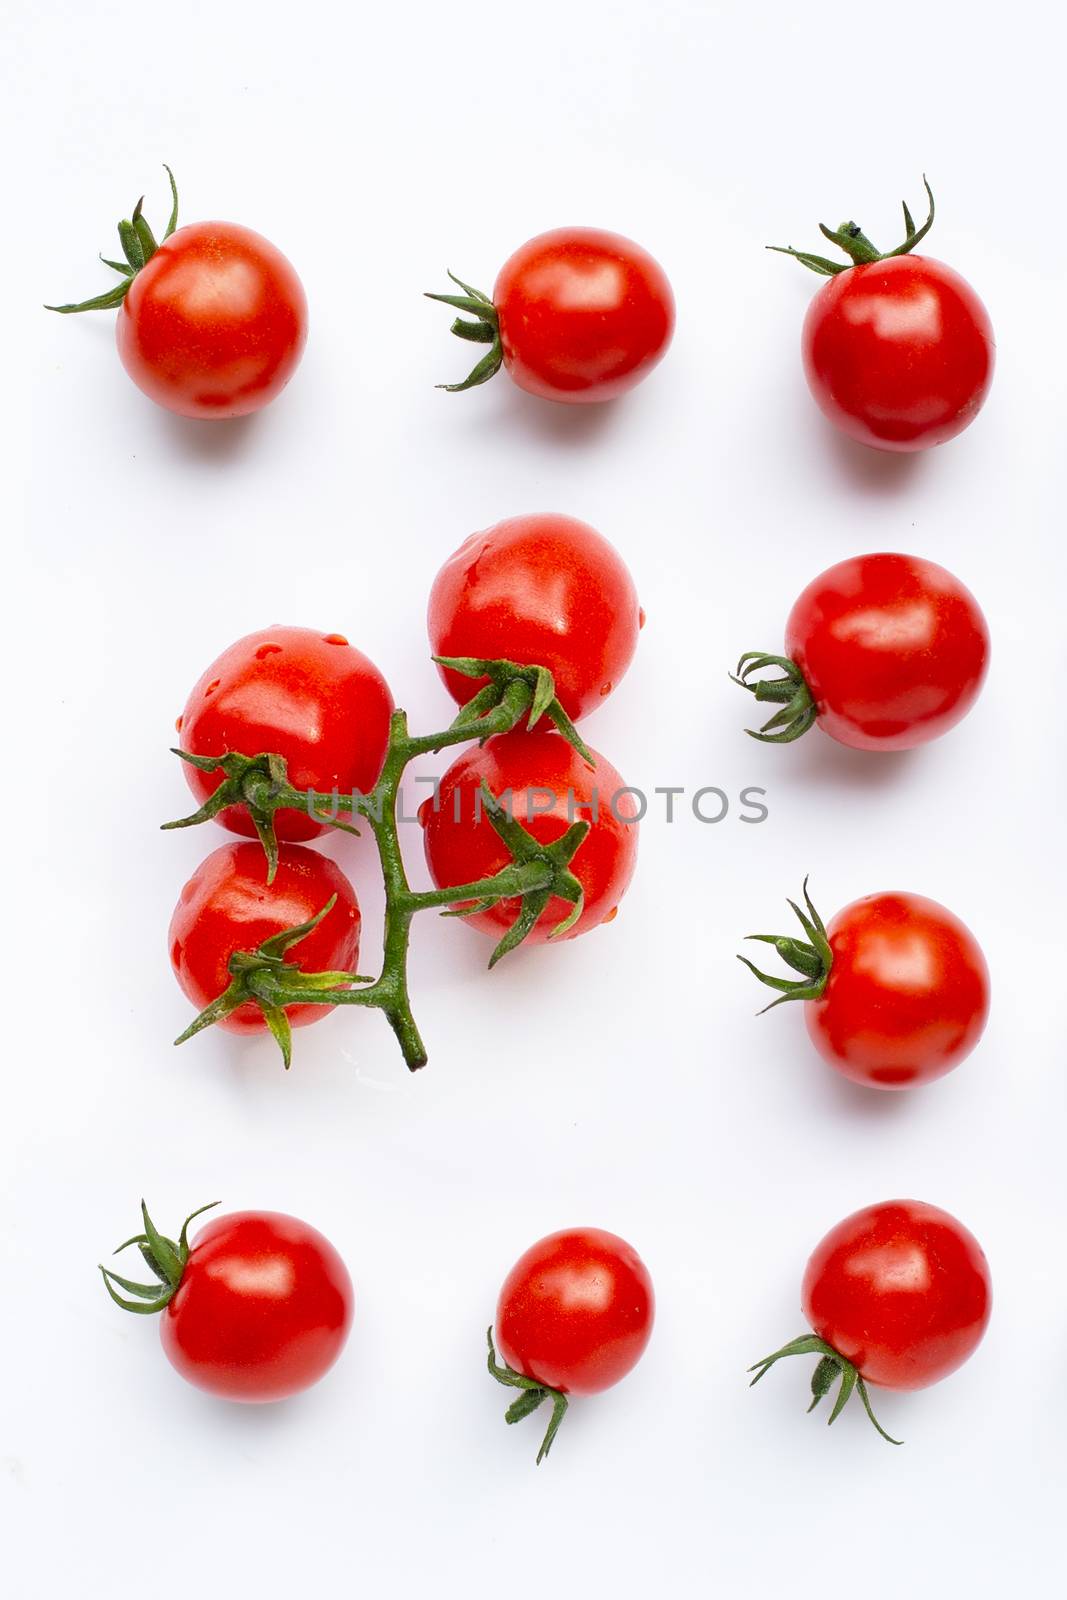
[428,514,642,721]
[493,228,675,404]
[115,222,308,418]
[802,255,994,451]
[496,1228,654,1395]
[802,1201,992,1391]
[160,1211,353,1402]
[786,552,989,750]
[805,893,989,1089]
[178,626,393,842]
[169,841,361,1035]
[419,731,638,941]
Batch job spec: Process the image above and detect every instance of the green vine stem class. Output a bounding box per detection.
[424,272,504,391]
[164,657,594,1072]
[731,653,817,744]
[737,878,832,1012]
[486,1327,569,1464]
[748,1333,902,1445]
[768,176,935,277]
[46,166,180,314]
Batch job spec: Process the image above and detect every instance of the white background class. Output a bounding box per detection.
[4,2,1065,1594]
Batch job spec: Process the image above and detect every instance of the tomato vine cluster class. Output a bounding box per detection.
[52,170,1003,1455]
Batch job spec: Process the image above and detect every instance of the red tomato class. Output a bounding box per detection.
[430,229,674,402]
[803,1200,992,1391]
[178,626,393,842]
[802,257,994,451]
[808,892,990,1089]
[169,841,361,1035]
[495,229,674,402]
[419,731,638,942]
[115,222,307,418]
[739,552,989,750]
[496,1228,654,1396]
[160,1210,353,1401]
[428,513,643,722]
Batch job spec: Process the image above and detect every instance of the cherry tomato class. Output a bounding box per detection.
[428,514,643,722]
[117,223,307,417]
[48,171,307,418]
[169,841,361,1036]
[804,258,993,451]
[419,731,638,942]
[496,1227,655,1395]
[741,881,989,1090]
[429,228,674,402]
[773,181,993,450]
[808,892,990,1088]
[803,1200,992,1391]
[750,1199,991,1441]
[178,625,393,842]
[161,1211,352,1401]
[736,553,989,750]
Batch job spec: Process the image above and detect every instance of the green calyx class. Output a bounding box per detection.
[424,271,503,391]
[46,165,179,314]
[749,1333,902,1445]
[166,657,591,1073]
[738,877,832,1011]
[436,655,593,765]
[173,897,371,1069]
[99,1200,219,1314]
[731,653,816,744]
[487,1328,569,1465]
[768,175,935,276]
[162,747,361,886]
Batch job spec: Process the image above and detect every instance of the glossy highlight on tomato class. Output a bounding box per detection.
[169,840,361,1036]
[803,1200,992,1391]
[178,625,393,841]
[419,731,639,942]
[809,892,990,1088]
[428,513,642,722]
[496,1227,655,1396]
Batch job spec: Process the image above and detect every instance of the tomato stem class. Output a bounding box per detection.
[748,1332,902,1444]
[46,165,180,314]
[99,1200,220,1315]
[767,176,935,277]
[731,653,816,743]
[424,271,504,390]
[486,1327,570,1464]
[738,877,832,1012]
[166,658,592,1072]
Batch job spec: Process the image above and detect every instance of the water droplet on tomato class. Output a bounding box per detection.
[323,633,349,646]
[255,644,283,660]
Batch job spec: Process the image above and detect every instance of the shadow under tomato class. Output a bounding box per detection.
[779,727,918,794]
[818,421,929,494]
[810,1059,921,1124]
[489,382,631,448]
[154,407,262,463]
